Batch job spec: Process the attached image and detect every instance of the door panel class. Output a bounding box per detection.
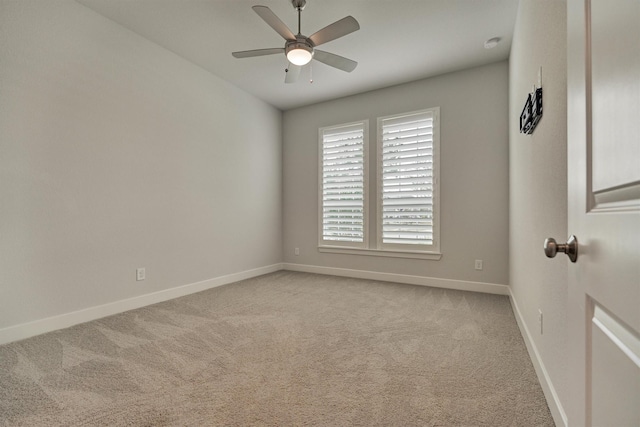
[568,0,640,426]
[590,1,640,192]
[590,303,640,426]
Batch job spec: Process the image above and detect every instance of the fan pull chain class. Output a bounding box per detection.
[309,62,313,84]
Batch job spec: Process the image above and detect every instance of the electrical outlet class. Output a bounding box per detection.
[294,247,300,256]
[136,268,146,281]
[538,309,543,334]
[474,259,483,270]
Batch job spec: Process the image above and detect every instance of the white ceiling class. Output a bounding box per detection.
[76,0,519,110]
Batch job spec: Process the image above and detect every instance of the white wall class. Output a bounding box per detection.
[509,0,568,425]
[283,62,509,289]
[0,1,282,337]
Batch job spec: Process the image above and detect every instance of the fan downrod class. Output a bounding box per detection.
[292,0,306,36]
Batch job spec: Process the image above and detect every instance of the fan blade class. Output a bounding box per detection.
[313,50,357,72]
[252,6,295,40]
[285,64,301,84]
[309,16,360,47]
[232,48,285,58]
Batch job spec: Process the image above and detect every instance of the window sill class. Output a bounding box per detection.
[318,246,442,260]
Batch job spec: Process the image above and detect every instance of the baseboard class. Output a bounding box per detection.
[1,263,506,345]
[0,263,284,346]
[282,263,509,295]
[509,290,568,427]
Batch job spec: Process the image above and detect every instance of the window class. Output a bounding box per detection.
[319,107,440,259]
[318,121,368,248]
[378,108,439,252]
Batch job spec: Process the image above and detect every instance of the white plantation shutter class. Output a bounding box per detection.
[320,122,367,245]
[379,109,439,248]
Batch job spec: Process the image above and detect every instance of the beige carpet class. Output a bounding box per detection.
[0,271,554,426]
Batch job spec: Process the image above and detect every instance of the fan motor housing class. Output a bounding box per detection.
[285,39,314,57]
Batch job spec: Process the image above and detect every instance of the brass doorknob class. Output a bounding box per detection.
[544,235,578,262]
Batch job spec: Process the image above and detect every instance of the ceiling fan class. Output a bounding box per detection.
[232,0,360,83]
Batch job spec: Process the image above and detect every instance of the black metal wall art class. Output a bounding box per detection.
[520,86,543,135]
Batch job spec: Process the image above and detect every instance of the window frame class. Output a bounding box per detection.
[317,120,370,249]
[317,108,441,261]
[376,107,441,255]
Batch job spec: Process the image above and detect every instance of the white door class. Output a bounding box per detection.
[566,0,640,426]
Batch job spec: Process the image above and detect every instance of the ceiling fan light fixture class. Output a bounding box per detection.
[286,42,313,66]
